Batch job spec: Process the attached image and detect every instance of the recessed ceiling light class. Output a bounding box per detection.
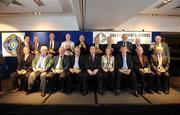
[163,1,168,4]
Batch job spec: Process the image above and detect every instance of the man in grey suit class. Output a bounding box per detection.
[47,47,70,93]
[117,34,133,53]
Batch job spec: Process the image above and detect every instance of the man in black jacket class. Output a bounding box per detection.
[82,46,103,95]
[11,46,34,93]
[68,46,85,93]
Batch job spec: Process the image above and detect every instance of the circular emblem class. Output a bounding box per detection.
[3,34,22,55]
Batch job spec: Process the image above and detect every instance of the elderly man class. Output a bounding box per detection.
[149,35,170,63]
[27,46,53,97]
[133,47,154,95]
[47,47,70,93]
[102,36,117,55]
[150,47,170,94]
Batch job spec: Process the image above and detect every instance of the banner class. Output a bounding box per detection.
[2,32,25,57]
[93,31,152,44]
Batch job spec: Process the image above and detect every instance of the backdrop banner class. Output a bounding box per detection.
[93,31,152,44]
[2,32,25,57]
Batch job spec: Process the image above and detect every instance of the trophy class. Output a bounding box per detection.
[144,68,151,73]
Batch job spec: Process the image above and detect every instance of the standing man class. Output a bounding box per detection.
[117,34,133,53]
[46,32,59,55]
[31,35,41,55]
[16,35,31,63]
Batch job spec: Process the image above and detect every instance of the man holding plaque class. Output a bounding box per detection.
[133,47,154,95]
[68,46,84,93]
[47,47,70,93]
[115,46,139,97]
[27,46,53,97]
[150,47,170,94]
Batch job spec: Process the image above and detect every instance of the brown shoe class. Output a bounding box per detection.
[41,92,46,97]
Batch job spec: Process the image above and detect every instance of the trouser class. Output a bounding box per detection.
[103,71,115,90]
[156,72,169,91]
[68,72,82,91]
[115,71,138,91]
[28,71,47,92]
[82,71,103,91]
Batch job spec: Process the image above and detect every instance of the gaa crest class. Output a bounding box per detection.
[3,34,22,55]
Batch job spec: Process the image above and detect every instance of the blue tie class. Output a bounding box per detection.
[122,55,128,69]
[38,55,45,68]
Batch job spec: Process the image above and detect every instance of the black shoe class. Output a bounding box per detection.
[156,90,161,94]
[134,91,139,97]
[25,90,31,95]
[66,89,71,94]
[147,90,154,94]
[163,90,169,95]
[81,90,88,96]
[97,89,104,95]
[114,89,120,96]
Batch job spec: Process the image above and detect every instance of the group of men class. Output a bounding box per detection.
[9,32,170,97]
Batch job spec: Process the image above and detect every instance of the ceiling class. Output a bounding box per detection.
[0,0,179,31]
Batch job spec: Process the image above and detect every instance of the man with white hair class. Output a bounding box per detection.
[26,45,53,97]
[150,46,169,94]
[31,35,41,55]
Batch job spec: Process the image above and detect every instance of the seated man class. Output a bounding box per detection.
[133,47,154,95]
[115,46,139,97]
[10,46,34,93]
[82,46,103,95]
[47,47,70,93]
[27,46,53,97]
[68,46,84,93]
[150,47,170,94]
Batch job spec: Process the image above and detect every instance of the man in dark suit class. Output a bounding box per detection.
[16,35,31,63]
[115,46,139,97]
[117,34,133,53]
[45,32,59,55]
[82,46,103,95]
[92,37,104,55]
[47,47,70,93]
[68,46,85,93]
[102,36,117,55]
[31,35,41,55]
[150,47,170,94]
[11,47,34,93]
[133,47,154,95]
[75,35,89,55]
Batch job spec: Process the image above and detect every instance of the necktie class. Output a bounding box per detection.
[50,42,52,49]
[122,55,128,69]
[56,56,63,69]
[92,55,95,61]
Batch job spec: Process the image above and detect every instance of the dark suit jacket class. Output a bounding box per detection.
[18,54,35,72]
[45,41,60,55]
[75,42,89,55]
[16,42,31,62]
[85,54,101,70]
[53,55,70,72]
[133,55,151,71]
[117,41,133,53]
[69,55,85,71]
[31,43,41,53]
[150,54,169,72]
[115,53,133,70]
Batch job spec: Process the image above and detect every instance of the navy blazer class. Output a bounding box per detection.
[53,55,70,72]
